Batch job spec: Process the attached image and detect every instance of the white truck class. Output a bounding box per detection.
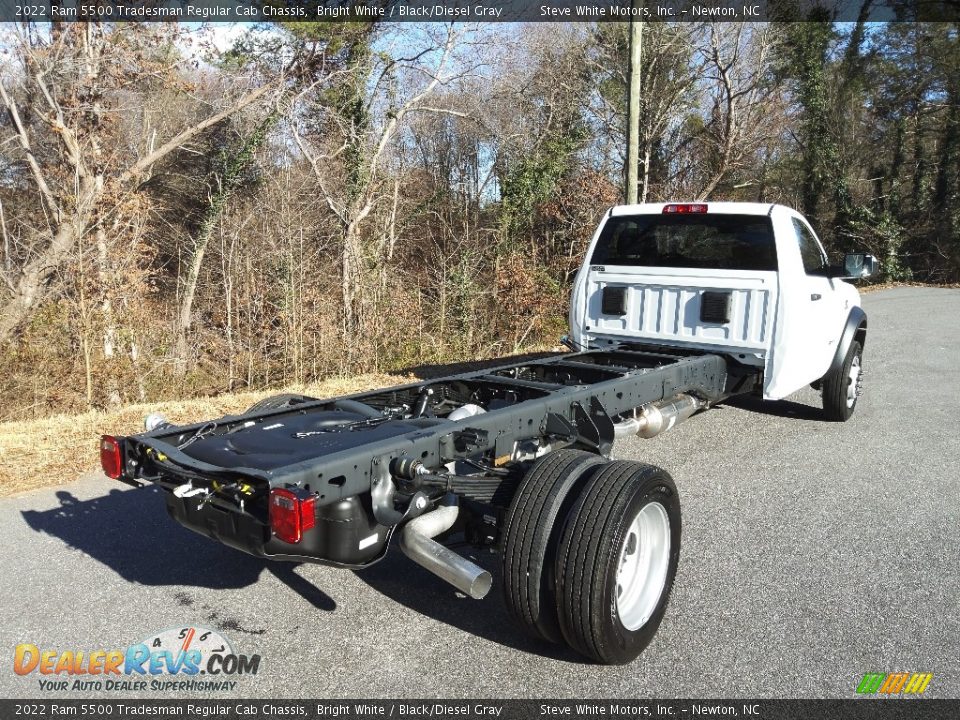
[569,202,875,420]
[102,202,876,665]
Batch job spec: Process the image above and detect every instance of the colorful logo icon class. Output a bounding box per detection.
[856,672,933,695]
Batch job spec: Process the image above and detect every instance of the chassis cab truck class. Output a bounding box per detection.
[100,202,875,665]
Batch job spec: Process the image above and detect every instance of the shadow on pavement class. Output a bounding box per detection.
[721,394,825,421]
[22,486,582,658]
[20,486,336,611]
[354,543,585,663]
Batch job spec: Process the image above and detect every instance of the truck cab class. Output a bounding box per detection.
[569,202,875,415]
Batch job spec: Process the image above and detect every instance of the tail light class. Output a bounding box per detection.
[100,435,123,479]
[663,203,708,214]
[269,488,316,544]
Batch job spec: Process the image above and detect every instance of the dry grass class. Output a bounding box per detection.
[0,373,411,498]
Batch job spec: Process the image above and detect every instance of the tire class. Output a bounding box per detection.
[245,393,316,414]
[821,340,863,422]
[501,449,607,644]
[555,460,681,665]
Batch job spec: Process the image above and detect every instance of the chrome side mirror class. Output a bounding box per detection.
[842,253,878,279]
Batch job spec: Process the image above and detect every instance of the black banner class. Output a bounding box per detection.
[0,0,957,23]
[2,700,960,720]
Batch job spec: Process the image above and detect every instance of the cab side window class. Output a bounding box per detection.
[791,218,828,275]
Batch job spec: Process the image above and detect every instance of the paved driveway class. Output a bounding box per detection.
[1,287,957,699]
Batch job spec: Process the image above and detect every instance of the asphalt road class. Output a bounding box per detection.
[1,286,958,700]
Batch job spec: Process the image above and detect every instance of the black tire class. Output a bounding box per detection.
[555,460,681,665]
[245,393,316,414]
[821,340,863,422]
[501,449,607,644]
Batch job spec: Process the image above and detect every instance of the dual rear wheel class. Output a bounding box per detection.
[501,450,681,664]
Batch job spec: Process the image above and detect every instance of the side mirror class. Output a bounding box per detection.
[841,253,878,279]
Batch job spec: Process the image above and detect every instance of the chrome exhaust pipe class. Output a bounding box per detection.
[613,393,704,440]
[613,416,642,438]
[399,494,492,600]
[613,416,640,440]
[636,393,702,438]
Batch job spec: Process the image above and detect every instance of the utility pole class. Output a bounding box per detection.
[625,12,644,204]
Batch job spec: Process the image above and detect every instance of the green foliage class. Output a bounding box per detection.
[207,113,277,216]
[449,250,482,339]
[844,207,912,282]
[779,16,837,226]
[499,134,583,245]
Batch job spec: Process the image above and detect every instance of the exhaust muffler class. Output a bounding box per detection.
[613,393,703,439]
[399,494,492,600]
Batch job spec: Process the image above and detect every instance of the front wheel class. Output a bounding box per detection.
[554,460,681,665]
[821,340,863,422]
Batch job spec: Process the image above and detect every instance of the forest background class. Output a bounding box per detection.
[0,17,957,424]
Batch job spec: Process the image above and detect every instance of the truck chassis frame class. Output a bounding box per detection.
[108,347,753,664]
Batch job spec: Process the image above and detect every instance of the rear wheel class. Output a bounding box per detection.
[822,340,863,421]
[555,460,681,664]
[501,449,606,643]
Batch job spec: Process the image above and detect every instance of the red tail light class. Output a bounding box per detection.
[100,435,123,479]
[269,488,316,544]
[663,203,708,214]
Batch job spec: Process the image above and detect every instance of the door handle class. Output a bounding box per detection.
[811,293,822,301]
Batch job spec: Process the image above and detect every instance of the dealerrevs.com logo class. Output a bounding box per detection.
[13,627,261,692]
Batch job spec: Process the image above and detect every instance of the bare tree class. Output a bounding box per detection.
[173,111,279,373]
[0,24,280,344]
[292,24,469,340]
[694,23,782,200]
[589,23,703,203]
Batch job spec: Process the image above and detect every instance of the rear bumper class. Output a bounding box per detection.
[164,491,390,568]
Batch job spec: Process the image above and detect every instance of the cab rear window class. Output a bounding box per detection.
[590,214,778,271]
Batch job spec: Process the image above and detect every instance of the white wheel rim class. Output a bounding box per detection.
[846,355,861,408]
[615,501,671,631]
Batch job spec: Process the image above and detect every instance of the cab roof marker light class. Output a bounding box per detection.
[663,203,708,214]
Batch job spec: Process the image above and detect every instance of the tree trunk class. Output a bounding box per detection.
[341,220,361,341]
[96,223,121,406]
[933,84,960,238]
[0,213,89,340]
[174,234,209,373]
[640,142,652,203]
[625,16,643,204]
[911,111,928,216]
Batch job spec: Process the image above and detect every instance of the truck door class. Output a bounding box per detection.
[788,216,841,381]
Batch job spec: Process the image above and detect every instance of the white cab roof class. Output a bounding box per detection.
[609,202,776,217]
